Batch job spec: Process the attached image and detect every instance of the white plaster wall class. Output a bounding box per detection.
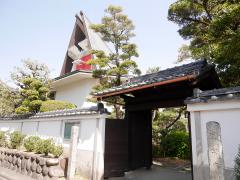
[200,109,240,169]
[78,119,96,151]
[38,121,62,143]
[0,122,22,132]
[55,78,99,108]
[22,121,38,135]
[188,100,240,176]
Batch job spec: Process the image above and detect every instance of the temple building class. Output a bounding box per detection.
[52,11,112,107]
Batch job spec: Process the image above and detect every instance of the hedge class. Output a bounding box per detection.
[40,100,76,112]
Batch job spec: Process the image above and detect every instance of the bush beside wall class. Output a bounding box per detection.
[0,131,63,158]
[0,131,7,147]
[9,131,25,149]
[24,136,41,152]
[40,100,76,112]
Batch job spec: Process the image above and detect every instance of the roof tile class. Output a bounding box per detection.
[0,108,99,121]
[94,60,211,96]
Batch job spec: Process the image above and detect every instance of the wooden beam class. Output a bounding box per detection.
[97,75,196,99]
[126,98,185,111]
[126,88,193,104]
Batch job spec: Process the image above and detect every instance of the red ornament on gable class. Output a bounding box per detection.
[75,54,92,71]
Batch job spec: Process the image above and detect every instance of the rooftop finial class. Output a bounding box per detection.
[193,88,201,98]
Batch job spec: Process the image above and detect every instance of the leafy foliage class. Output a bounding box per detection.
[40,100,76,112]
[88,5,141,118]
[52,145,64,158]
[160,131,190,159]
[168,0,240,87]
[234,146,240,180]
[152,108,187,146]
[15,77,50,114]
[0,80,20,116]
[33,138,63,157]
[10,60,51,114]
[146,66,161,74]
[9,131,25,149]
[11,59,50,86]
[0,131,7,147]
[36,139,55,156]
[24,136,41,152]
[152,108,188,159]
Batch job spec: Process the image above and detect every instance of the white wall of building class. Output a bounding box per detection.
[22,121,38,135]
[0,113,107,180]
[54,78,99,108]
[188,100,240,180]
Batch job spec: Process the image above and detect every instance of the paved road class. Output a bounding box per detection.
[0,167,34,180]
[109,165,192,180]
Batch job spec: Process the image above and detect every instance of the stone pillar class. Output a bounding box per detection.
[207,121,225,180]
[67,126,79,180]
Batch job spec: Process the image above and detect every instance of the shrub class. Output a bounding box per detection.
[0,131,7,147]
[234,146,240,179]
[15,106,29,114]
[36,139,55,156]
[160,131,190,159]
[40,100,76,112]
[153,145,164,158]
[52,145,64,158]
[9,131,25,149]
[24,136,41,152]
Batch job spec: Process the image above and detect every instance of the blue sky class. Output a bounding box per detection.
[0,0,187,84]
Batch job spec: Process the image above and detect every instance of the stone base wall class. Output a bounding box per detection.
[0,148,65,180]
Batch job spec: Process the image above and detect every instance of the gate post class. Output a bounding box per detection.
[67,126,79,180]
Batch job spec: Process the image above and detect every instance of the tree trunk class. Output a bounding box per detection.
[114,104,121,119]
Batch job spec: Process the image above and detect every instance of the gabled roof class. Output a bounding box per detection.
[185,86,240,104]
[60,11,111,76]
[93,60,221,98]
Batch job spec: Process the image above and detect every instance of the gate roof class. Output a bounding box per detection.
[94,60,221,100]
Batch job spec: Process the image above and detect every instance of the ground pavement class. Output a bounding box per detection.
[0,167,34,180]
[109,165,192,180]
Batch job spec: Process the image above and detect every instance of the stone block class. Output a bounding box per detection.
[48,166,64,177]
[46,159,59,166]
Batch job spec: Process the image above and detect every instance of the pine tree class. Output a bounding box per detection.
[88,5,141,118]
[11,59,51,114]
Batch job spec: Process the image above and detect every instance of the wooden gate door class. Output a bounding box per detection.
[104,119,128,178]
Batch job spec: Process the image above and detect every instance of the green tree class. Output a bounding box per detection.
[146,66,161,74]
[11,60,50,114]
[0,80,20,116]
[88,5,141,118]
[12,60,77,114]
[168,0,240,87]
[11,59,50,86]
[152,107,187,147]
[15,77,50,114]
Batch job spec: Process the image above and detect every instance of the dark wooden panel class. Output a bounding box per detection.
[104,119,128,178]
[127,109,152,170]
